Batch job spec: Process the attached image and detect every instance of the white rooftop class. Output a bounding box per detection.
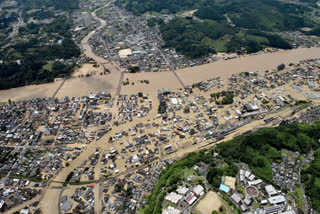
[193,185,204,196]
[265,185,278,196]
[268,195,286,204]
[165,192,182,204]
[176,186,189,195]
[248,179,262,186]
[231,193,241,204]
[162,206,181,214]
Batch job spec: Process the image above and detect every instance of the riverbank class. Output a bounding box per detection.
[0,47,319,102]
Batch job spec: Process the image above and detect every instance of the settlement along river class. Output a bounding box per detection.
[4,1,320,214]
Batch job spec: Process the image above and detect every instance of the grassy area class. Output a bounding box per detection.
[251,157,273,182]
[253,199,259,208]
[200,35,232,53]
[302,163,310,171]
[299,155,305,162]
[190,176,205,183]
[10,174,42,183]
[237,187,245,195]
[69,181,95,185]
[183,167,196,177]
[42,62,53,71]
[289,187,304,211]
[164,201,177,208]
[281,149,288,155]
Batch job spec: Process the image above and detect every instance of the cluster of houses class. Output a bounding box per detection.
[61,184,95,213]
[116,93,153,124]
[84,1,245,73]
[0,179,41,213]
[99,160,173,213]
[0,56,319,213]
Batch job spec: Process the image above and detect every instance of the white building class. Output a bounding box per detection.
[165,192,182,204]
[193,185,204,196]
[163,206,181,214]
[265,185,278,196]
[268,195,286,205]
[176,186,189,195]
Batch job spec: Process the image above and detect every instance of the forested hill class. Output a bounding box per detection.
[0,0,80,90]
[116,0,320,58]
[21,0,79,11]
[143,121,320,213]
[216,122,320,211]
[118,0,318,32]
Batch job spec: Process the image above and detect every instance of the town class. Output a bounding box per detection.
[1,0,320,213]
[0,57,319,213]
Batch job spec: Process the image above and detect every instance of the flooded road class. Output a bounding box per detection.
[81,2,109,65]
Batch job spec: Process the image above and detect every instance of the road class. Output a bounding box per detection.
[80,0,123,98]
[80,0,119,72]
[9,1,24,38]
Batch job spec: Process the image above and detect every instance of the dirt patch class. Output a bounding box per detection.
[194,191,223,214]
[245,186,259,198]
[224,176,236,189]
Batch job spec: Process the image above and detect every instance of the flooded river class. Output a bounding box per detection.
[177,47,320,85]
[0,47,319,102]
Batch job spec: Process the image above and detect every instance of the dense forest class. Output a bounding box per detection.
[0,0,80,90]
[0,38,80,89]
[118,0,318,31]
[159,17,292,58]
[22,0,79,11]
[142,122,320,214]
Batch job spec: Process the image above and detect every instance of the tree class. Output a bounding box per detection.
[257,158,265,167]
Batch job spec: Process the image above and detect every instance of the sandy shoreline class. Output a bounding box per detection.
[0,47,319,102]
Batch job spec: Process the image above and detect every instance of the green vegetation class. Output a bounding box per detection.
[22,0,79,12]
[207,163,237,188]
[118,0,320,58]
[159,17,292,58]
[289,187,305,211]
[129,65,140,73]
[302,147,320,211]
[65,171,74,183]
[10,174,42,183]
[0,33,79,90]
[211,91,234,105]
[142,151,211,214]
[143,121,320,212]
[119,0,317,31]
[0,0,80,89]
[217,123,320,181]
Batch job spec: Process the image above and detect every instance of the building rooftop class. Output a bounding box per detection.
[265,185,278,196]
[268,195,286,204]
